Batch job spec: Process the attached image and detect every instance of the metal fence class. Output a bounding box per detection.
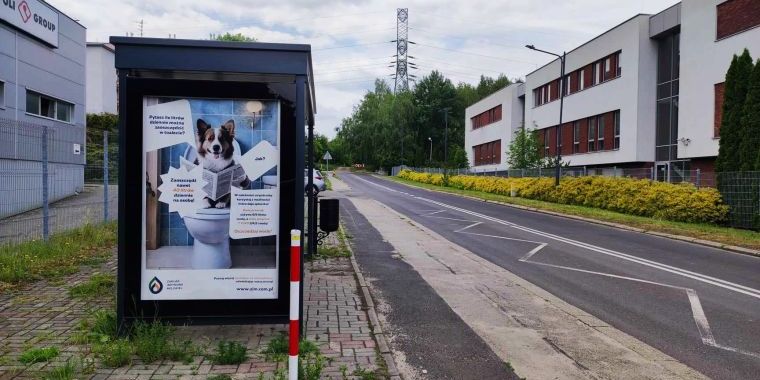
[392,165,759,230]
[392,165,716,187]
[0,118,118,244]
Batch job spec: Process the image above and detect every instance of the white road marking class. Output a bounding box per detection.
[353,175,760,300]
[353,174,760,360]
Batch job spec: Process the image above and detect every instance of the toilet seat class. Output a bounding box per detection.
[187,207,230,220]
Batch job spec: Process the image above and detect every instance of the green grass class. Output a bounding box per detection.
[42,360,76,380]
[260,333,288,362]
[313,226,351,259]
[95,339,132,368]
[324,176,333,191]
[68,273,115,299]
[208,340,248,365]
[387,176,760,251]
[0,222,117,291]
[19,346,59,364]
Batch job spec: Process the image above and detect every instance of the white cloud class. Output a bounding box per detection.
[50,0,678,138]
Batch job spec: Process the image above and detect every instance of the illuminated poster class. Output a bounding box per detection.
[142,97,279,300]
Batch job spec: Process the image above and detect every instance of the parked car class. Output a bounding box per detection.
[260,169,326,193]
[306,169,326,193]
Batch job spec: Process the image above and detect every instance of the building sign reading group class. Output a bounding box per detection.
[142,97,280,300]
[1,0,59,47]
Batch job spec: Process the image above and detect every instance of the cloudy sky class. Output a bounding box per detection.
[53,0,679,138]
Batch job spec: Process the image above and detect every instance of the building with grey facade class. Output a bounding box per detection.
[0,0,86,217]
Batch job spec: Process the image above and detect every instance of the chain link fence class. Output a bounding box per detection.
[0,118,117,244]
[392,165,758,230]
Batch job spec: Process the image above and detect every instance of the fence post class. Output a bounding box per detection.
[584,166,588,176]
[104,131,109,222]
[695,168,701,188]
[613,166,617,178]
[539,167,542,177]
[651,166,656,181]
[42,125,50,242]
[521,169,525,178]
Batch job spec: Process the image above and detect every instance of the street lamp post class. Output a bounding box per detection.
[428,137,433,163]
[526,44,566,186]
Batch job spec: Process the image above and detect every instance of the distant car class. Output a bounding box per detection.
[260,169,326,193]
[305,169,326,194]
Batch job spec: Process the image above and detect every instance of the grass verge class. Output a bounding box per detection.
[386,176,760,251]
[314,226,351,259]
[19,347,59,364]
[0,222,117,291]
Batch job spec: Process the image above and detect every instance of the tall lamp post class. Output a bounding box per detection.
[428,137,433,163]
[526,44,565,186]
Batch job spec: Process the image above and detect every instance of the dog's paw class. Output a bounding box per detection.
[215,202,227,209]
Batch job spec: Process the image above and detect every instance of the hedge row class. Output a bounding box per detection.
[397,170,729,224]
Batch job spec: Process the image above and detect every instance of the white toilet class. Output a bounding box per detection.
[179,142,242,269]
[183,208,231,269]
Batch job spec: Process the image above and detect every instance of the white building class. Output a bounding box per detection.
[86,42,117,114]
[464,83,524,171]
[524,14,656,172]
[464,0,760,179]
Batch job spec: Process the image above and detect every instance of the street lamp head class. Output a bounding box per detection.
[428,137,432,141]
[526,44,535,50]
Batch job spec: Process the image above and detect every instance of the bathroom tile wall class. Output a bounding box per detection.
[157,98,280,247]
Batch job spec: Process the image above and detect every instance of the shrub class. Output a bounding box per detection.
[397,170,729,224]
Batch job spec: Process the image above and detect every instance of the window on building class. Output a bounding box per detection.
[588,117,596,151]
[597,115,605,150]
[717,0,760,40]
[472,140,502,166]
[655,32,680,162]
[579,70,585,91]
[614,111,621,149]
[714,82,725,137]
[593,62,601,85]
[544,130,550,157]
[573,121,580,153]
[471,105,502,129]
[0,81,5,108]
[565,74,571,95]
[26,90,74,123]
[616,52,622,76]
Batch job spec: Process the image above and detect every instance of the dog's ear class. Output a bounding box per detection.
[196,119,210,138]
[222,120,235,137]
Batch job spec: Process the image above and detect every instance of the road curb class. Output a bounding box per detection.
[343,226,401,379]
[382,176,760,258]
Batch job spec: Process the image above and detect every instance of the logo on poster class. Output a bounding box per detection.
[148,277,163,294]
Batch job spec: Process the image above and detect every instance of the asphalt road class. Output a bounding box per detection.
[340,172,760,380]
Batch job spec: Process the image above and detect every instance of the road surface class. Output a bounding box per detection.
[338,172,760,380]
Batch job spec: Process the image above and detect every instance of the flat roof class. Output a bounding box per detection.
[110,37,315,113]
[525,13,650,78]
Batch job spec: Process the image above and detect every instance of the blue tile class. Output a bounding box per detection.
[169,228,190,246]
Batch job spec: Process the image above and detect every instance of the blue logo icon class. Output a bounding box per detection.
[148,277,163,294]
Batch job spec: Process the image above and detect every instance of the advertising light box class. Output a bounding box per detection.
[112,36,314,327]
[142,97,281,300]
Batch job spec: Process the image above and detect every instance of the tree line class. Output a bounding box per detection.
[322,71,513,170]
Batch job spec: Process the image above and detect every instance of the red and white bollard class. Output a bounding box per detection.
[289,229,301,380]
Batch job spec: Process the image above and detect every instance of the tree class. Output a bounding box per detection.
[507,127,543,169]
[215,32,256,42]
[739,59,760,171]
[716,49,754,173]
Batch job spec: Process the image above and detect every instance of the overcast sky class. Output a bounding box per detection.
[53,0,679,138]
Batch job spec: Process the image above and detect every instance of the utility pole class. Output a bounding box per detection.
[440,107,451,165]
[393,9,410,93]
[137,19,144,37]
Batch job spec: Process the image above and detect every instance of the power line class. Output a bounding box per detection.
[313,41,391,51]
[413,57,505,75]
[414,41,537,65]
